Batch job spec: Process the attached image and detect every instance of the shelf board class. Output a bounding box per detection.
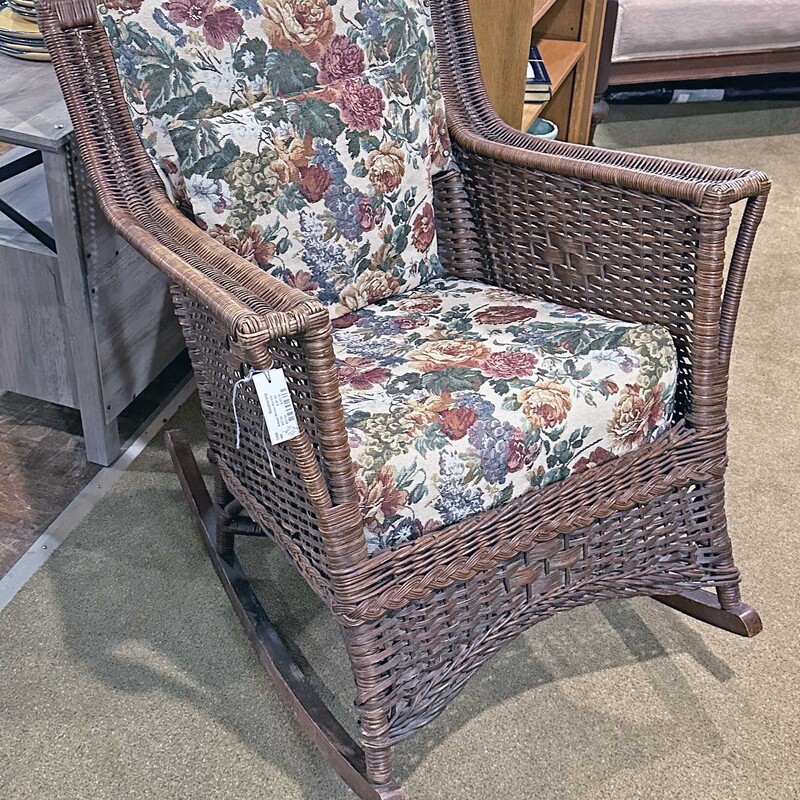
[521,37,586,130]
[532,0,560,26]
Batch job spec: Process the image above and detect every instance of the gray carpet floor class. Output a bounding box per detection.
[1,102,799,799]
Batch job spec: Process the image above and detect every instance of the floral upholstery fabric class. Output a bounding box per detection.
[332,278,678,552]
[99,0,452,318]
[166,91,443,316]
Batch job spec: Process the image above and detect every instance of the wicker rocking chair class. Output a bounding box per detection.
[39,0,768,796]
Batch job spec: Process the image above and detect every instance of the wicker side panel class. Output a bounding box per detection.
[171,286,336,602]
[348,477,737,747]
[453,154,700,418]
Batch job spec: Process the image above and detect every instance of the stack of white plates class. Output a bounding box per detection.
[0,3,49,61]
[7,0,37,21]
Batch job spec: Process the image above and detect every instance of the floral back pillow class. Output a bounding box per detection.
[99,0,453,318]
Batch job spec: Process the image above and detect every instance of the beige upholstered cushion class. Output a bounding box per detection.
[98,0,452,318]
[613,0,800,62]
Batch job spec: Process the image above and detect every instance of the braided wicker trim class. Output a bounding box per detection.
[332,422,726,623]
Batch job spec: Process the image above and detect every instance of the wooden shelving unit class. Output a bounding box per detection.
[533,0,561,25]
[0,57,185,465]
[469,0,607,144]
[521,38,586,130]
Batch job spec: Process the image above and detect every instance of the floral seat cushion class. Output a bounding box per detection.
[99,0,452,318]
[333,278,679,552]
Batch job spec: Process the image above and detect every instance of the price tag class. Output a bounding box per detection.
[251,369,301,445]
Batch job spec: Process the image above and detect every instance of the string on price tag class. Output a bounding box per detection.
[230,368,300,479]
[251,369,301,445]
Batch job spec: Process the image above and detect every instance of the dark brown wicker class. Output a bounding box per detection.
[38,0,769,796]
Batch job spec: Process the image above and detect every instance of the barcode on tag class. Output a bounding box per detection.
[251,369,301,445]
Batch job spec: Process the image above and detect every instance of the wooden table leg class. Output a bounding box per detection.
[42,143,120,466]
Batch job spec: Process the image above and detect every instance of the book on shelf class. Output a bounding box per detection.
[525,88,552,103]
[526,46,551,89]
[525,44,552,104]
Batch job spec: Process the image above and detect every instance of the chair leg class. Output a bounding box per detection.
[164,429,406,800]
[716,584,742,610]
[364,746,404,800]
[653,481,762,637]
[361,710,404,798]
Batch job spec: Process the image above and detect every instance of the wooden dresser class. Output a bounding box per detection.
[0,57,184,465]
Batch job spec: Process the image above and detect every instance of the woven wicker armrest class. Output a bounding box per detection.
[122,204,318,336]
[116,199,369,590]
[140,198,375,555]
[455,116,769,204]
[447,119,769,429]
[433,1,770,433]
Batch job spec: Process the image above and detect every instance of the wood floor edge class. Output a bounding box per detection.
[0,376,196,612]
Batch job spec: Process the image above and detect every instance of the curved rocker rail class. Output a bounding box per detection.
[165,430,404,800]
[654,589,762,637]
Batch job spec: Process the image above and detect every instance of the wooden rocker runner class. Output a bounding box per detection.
[40,0,767,795]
